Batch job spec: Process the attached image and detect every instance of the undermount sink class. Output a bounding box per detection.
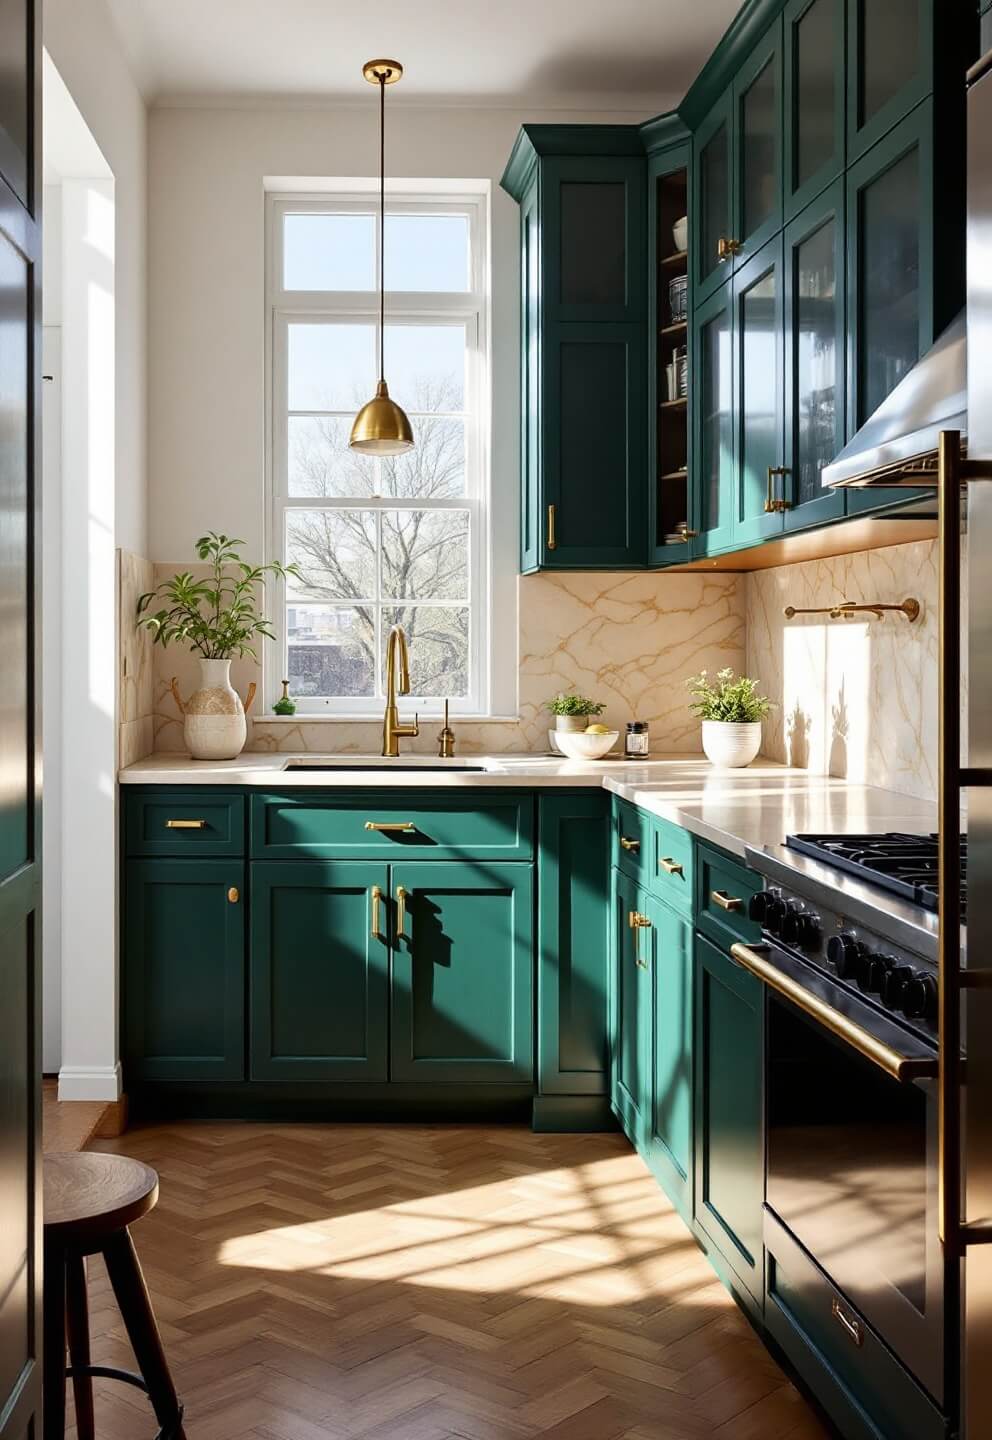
[283,758,487,772]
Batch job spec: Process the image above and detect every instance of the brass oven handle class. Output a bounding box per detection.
[547,503,557,551]
[831,1298,864,1348]
[396,886,409,938]
[370,885,383,940]
[619,836,640,853]
[730,943,937,1083]
[659,856,684,876]
[365,821,416,833]
[629,910,651,969]
[166,819,207,829]
[711,889,743,912]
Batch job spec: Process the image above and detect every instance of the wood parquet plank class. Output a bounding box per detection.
[63,1124,833,1439]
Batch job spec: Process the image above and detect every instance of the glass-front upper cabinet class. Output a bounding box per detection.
[783,180,846,530]
[544,155,646,324]
[784,0,845,220]
[692,284,735,554]
[733,235,785,549]
[846,0,930,161]
[735,26,783,265]
[694,91,734,304]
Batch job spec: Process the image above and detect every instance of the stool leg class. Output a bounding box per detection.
[65,1252,95,1440]
[102,1229,186,1440]
[42,1237,66,1440]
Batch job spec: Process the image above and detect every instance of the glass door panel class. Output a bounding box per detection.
[692,285,735,553]
[735,237,784,546]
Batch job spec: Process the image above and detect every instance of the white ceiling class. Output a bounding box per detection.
[104,0,743,113]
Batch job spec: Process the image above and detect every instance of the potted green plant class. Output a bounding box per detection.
[686,668,773,768]
[137,533,298,760]
[545,692,607,734]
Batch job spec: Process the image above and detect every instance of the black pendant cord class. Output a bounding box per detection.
[378,73,385,386]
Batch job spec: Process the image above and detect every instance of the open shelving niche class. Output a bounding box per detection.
[655,165,689,551]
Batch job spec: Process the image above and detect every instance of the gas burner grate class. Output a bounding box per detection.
[785,832,966,918]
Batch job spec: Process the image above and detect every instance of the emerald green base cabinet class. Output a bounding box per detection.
[391,862,534,1084]
[645,899,692,1216]
[693,934,764,1303]
[250,862,388,1082]
[610,867,652,1145]
[124,858,245,1082]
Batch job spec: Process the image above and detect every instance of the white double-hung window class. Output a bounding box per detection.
[267,189,490,714]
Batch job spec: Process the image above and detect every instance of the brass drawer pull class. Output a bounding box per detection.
[165,819,207,830]
[831,1298,864,1348]
[396,886,409,937]
[659,856,684,876]
[711,889,743,912]
[370,885,383,940]
[365,821,416,833]
[629,910,651,969]
[619,836,640,853]
[227,887,239,904]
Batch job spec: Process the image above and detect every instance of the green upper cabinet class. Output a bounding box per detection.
[502,127,647,570]
[732,233,786,548]
[250,861,389,1082]
[782,179,847,530]
[692,281,736,554]
[845,0,931,162]
[783,0,846,220]
[390,861,534,1084]
[646,896,693,1217]
[693,90,735,304]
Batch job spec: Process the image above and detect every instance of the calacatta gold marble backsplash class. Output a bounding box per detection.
[144,567,747,757]
[747,537,962,802]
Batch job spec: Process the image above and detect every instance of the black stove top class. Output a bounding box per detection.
[785,832,966,918]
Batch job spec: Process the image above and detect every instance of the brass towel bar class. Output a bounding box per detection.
[783,598,921,623]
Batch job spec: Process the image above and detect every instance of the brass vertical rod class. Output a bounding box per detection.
[938,429,962,1260]
[378,73,385,385]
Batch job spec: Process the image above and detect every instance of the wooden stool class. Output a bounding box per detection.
[43,1152,186,1439]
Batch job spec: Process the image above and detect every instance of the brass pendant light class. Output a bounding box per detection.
[349,59,415,455]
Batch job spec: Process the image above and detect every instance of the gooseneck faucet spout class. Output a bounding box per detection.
[382,625,419,757]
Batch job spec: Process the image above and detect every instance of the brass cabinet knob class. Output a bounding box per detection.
[227,887,240,904]
[717,236,742,262]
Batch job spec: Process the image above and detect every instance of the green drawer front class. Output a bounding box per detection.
[649,815,693,915]
[612,798,652,886]
[250,792,534,861]
[695,844,763,951]
[125,791,246,857]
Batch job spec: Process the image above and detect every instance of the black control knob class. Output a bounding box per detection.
[764,896,787,934]
[795,911,821,949]
[857,953,893,995]
[827,931,865,980]
[880,964,914,1011]
[748,889,777,923]
[901,972,938,1025]
[780,900,804,943]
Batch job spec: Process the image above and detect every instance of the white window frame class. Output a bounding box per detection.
[265,188,492,717]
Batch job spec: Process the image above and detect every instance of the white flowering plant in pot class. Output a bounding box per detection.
[686,668,773,768]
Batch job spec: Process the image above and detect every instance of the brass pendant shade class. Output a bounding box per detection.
[349,58,414,456]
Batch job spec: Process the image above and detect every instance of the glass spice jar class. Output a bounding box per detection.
[625,721,650,759]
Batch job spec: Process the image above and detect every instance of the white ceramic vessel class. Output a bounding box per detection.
[171,658,255,761]
[701,720,762,769]
[553,729,620,761]
[672,215,688,252]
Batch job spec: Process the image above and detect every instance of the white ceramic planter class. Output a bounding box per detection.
[701,720,762,769]
[172,658,255,761]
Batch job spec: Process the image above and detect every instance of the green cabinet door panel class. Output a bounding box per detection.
[124,859,245,1082]
[784,0,846,221]
[543,156,647,324]
[733,234,786,548]
[647,897,692,1212]
[610,869,651,1145]
[125,790,246,857]
[693,935,764,1301]
[692,281,736,555]
[846,0,932,163]
[693,89,735,305]
[538,794,610,1096]
[390,862,534,1084]
[520,181,542,573]
[734,17,784,266]
[783,180,847,532]
[543,323,647,567]
[250,862,389,1081]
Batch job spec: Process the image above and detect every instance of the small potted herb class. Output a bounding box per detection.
[686,668,773,768]
[545,692,607,734]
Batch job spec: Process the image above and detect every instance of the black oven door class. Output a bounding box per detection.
[755,947,945,1403]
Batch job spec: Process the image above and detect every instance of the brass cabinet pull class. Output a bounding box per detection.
[365,821,416,833]
[711,889,743,912]
[730,942,938,1083]
[227,887,239,904]
[764,465,792,513]
[370,885,383,940]
[166,818,207,830]
[396,886,409,937]
[547,503,557,551]
[831,1298,864,1348]
[619,836,640,853]
[659,856,684,876]
[717,236,741,262]
[629,910,651,969]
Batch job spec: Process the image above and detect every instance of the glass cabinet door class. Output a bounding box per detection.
[692,285,735,554]
[734,236,785,548]
[694,92,734,304]
[783,181,846,531]
[735,26,783,263]
[784,0,845,220]
[847,0,929,161]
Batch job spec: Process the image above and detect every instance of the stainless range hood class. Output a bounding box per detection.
[822,310,967,488]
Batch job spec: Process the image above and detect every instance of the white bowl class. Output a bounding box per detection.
[672,215,688,253]
[551,729,620,760]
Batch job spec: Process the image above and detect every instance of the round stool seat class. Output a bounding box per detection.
[45,1152,159,1242]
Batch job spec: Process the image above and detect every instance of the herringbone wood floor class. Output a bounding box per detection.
[71,1124,831,1440]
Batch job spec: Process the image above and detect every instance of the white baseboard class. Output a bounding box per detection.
[57,1062,123,1102]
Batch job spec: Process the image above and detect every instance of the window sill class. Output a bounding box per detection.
[253,713,522,724]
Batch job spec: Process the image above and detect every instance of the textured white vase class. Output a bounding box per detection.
[175,658,250,761]
[701,720,762,769]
